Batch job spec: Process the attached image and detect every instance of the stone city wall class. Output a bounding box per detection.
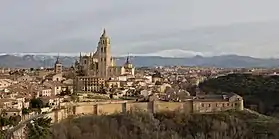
[46,100,243,123]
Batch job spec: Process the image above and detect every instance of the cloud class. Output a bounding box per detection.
[1,0,279,58]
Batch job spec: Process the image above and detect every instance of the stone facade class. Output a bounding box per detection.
[11,96,244,138]
[46,94,244,123]
[74,29,135,93]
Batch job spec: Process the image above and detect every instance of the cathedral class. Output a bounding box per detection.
[74,29,135,92]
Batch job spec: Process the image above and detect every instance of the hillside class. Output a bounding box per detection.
[45,110,279,139]
[199,73,279,117]
[1,54,279,68]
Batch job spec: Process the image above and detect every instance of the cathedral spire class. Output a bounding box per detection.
[101,28,107,37]
[79,52,82,62]
[55,53,61,64]
[125,53,131,64]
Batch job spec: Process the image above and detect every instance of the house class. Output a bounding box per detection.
[38,86,52,97]
[2,108,22,118]
[62,79,74,93]
[17,74,33,82]
[106,79,120,88]
[192,93,244,113]
[40,96,63,109]
[45,73,63,82]
[0,79,14,90]
[0,98,16,109]
[43,81,63,96]
[152,71,163,83]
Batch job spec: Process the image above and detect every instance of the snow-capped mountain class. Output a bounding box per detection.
[129,49,213,58]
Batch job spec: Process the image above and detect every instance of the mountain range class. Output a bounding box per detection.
[0,53,278,68]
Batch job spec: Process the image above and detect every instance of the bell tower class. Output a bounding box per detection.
[97,29,111,78]
[54,55,62,74]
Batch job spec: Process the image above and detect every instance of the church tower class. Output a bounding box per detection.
[54,55,62,74]
[97,29,111,78]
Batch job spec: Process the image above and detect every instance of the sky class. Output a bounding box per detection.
[1,0,279,58]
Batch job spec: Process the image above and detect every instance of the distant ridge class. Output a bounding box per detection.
[0,54,278,68]
[0,50,266,58]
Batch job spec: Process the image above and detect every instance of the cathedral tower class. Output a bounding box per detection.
[97,29,111,78]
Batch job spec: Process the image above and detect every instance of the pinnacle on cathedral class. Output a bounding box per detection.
[55,54,61,64]
[125,55,131,64]
[101,28,107,38]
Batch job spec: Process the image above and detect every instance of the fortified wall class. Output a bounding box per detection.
[45,99,244,123]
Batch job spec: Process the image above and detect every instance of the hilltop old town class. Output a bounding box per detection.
[0,29,250,138]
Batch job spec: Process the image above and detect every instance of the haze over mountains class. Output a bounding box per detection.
[0,53,279,68]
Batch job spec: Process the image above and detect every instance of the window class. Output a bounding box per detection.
[235,103,238,106]
[208,104,211,107]
[201,104,204,107]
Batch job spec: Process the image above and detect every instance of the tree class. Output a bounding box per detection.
[60,87,71,96]
[155,81,162,85]
[0,117,10,127]
[30,98,44,109]
[22,108,30,115]
[9,115,21,126]
[70,95,78,102]
[26,117,52,139]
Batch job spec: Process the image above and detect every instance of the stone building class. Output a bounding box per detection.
[74,29,135,93]
[74,76,105,93]
[191,93,244,113]
[54,56,63,74]
[45,56,63,82]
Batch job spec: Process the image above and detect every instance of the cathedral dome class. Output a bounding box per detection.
[124,56,133,68]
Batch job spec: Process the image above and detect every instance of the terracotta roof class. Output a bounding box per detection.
[0,98,17,103]
[4,108,21,112]
[43,80,64,87]
[45,73,57,78]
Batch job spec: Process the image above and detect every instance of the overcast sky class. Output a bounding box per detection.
[1,0,279,57]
